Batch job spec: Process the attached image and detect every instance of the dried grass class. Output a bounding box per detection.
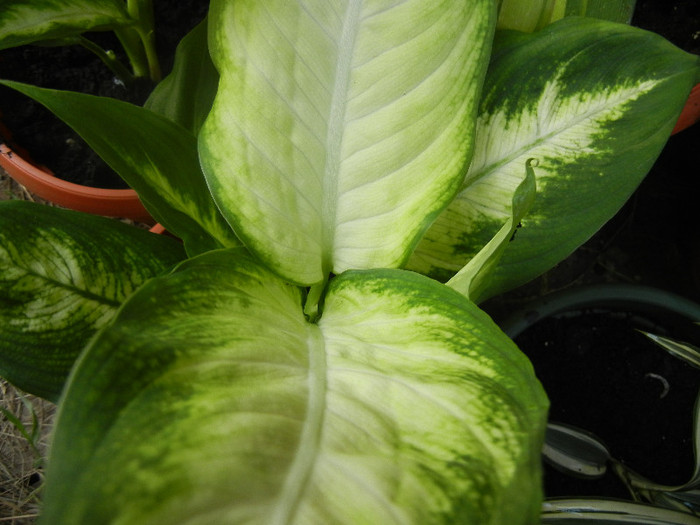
[1,167,56,524]
[0,167,50,205]
[0,380,55,524]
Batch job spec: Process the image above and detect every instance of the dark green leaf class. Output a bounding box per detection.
[0,201,185,401]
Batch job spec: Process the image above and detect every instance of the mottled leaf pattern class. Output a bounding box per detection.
[409,18,700,300]
[40,250,547,524]
[0,201,185,401]
[199,0,496,285]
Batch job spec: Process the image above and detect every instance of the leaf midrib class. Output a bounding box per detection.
[18,266,122,308]
[466,78,659,191]
[269,324,327,524]
[320,2,362,276]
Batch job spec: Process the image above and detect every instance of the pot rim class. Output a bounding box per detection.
[497,283,700,339]
[0,142,153,223]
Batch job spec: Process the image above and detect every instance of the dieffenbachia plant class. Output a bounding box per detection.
[0,0,698,522]
[0,0,161,83]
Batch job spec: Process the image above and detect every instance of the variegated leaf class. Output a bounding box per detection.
[408,17,700,300]
[0,201,185,401]
[40,249,547,524]
[199,0,496,285]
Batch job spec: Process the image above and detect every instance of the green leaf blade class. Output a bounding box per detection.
[0,0,129,50]
[41,251,547,524]
[409,18,700,300]
[316,269,548,524]
[143,18,218,135]
[199,0,496,285]
[0,201,185,401]
[0,80,240,256]
[40,248,312,524]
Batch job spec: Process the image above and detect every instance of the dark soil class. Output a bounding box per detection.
[632,0,700,55]
[484,0,700,502]
[516,308,700,499]
[0,1,209,189]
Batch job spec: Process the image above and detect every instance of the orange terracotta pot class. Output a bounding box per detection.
[148,222,167,235]
[672,83,700,135]
[0,141,153,224]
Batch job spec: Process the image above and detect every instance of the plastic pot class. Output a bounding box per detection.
[497,284,700,503]
[0,138,153,224]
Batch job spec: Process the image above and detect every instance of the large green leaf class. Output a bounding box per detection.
[0,201,185,401]
[144,18,218,135]
[0,0,129,50]
[199,0,496,285]
[40,249,547,524]
[408,17,700,300]
[0,79,240,256]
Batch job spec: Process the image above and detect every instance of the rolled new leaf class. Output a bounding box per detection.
[0,201,185,401]
[408,17,700,301]
[199,0,496,285]
[40,249,548,524]
[446,158,536,303]
[497,0,558,32]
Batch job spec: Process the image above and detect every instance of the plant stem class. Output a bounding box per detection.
[76,36,135,86]
[114,26,150,80]
[138,26,162,83]
[304,280,328,323]
[125,0,161,83]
